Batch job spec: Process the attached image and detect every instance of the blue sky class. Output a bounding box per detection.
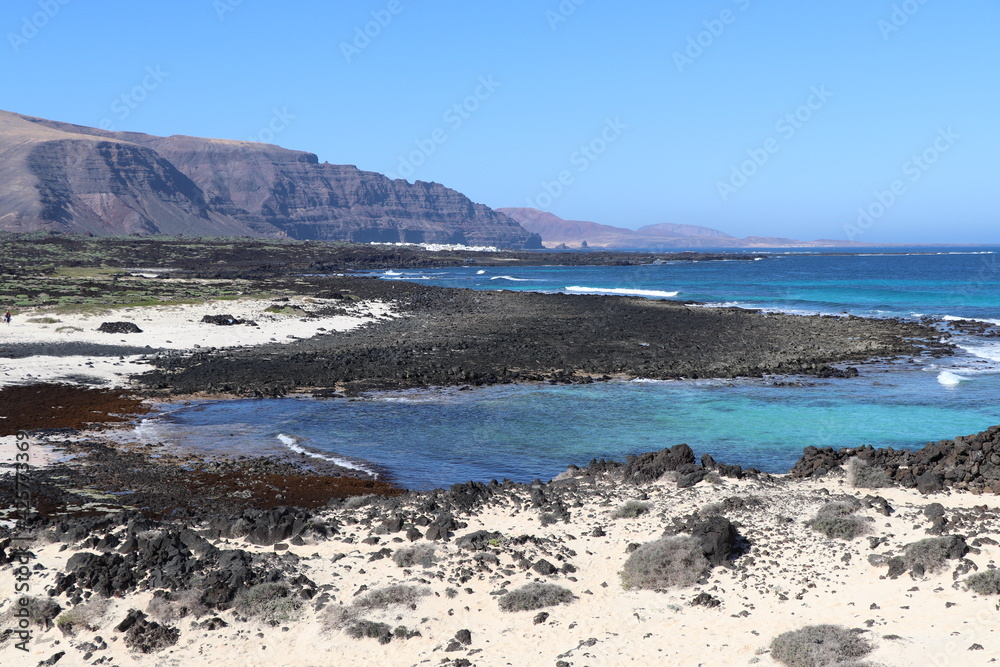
[2,0,998,243]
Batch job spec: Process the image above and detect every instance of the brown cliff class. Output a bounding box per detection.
[0,111,541,248]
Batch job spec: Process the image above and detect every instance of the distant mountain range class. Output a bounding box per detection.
[498,208,859,249]
[0,110,542,249]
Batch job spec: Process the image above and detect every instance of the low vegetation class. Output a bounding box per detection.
[612,500,652,519]
[620,536,708,590]
[770,624,874,667]
[2,597,62,630]
[233,583,303,626]
[806,500,869,540]
[903,537,963,574]
[965,569,1000,595]
[498,583,575,612]
[846,457,892,489]
[392,544,437,568]
[55,598,111,636]
[353,585,429,611]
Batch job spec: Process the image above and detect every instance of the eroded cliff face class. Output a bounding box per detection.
[0,111,542,248]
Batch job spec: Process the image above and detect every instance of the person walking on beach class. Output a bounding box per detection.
[3,310,9,325]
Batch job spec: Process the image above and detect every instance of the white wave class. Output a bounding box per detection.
[476,270,486,275]
[959,343,1000,364]
[937,371,969,387]
[490,275,532,282]
[943,315,1000,326]
[382,270,403,276]
[565,286,680,298]
[276,434,378,478]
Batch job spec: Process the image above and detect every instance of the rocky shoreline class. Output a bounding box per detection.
[138,275,952,397]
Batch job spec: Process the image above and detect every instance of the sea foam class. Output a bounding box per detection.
[564,286,680,298]
[937,371,969,387]
[276,434,378,477]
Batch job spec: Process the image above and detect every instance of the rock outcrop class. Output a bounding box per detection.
[790,425,1000,494]
[0,110,542,248]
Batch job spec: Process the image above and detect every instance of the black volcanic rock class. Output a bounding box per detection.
[0,110,542,249]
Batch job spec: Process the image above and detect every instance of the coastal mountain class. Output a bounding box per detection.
[498,208,847,249]
[0,111,542,248]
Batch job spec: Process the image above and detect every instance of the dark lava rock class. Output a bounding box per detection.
[455,628,472,645]
[532,559,558,576]
[917,471,945,495]
[690,592,722,608]
[533,612,550,625]
[687,515,739,567]
[201,314,251,326]
[924,503,946,519]
[622,444,697,484]
[97,321,142,334]
[456,530,502,551]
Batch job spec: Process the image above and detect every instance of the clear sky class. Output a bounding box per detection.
[2,0,998,243]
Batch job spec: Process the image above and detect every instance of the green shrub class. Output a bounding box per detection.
[612,501,652,519]
[620,536,708,590]
[846,457,892,489]
[233,583,303,626]
[498,583,575,612]
[770,624,874,667]
[353,585,429,611]
[392,544,436,568]
[966,569,1000,595]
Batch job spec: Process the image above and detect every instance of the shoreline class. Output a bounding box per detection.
[1,240,998,665]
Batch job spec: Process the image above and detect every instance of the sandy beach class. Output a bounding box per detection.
[3,458,999,666]
[0,295,394,389]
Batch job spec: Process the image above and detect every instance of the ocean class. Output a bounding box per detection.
[134,247,1000,490]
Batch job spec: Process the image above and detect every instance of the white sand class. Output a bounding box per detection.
[2,472,999,666]
[0,296,393,389]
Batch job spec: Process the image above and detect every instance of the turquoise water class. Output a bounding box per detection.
[139,248,1000,490]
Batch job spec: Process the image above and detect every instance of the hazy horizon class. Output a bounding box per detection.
[2,1,997,244]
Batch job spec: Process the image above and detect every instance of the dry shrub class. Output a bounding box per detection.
[353,585,429,611]
[498,583,575,612]
[846,457,892,489]
[806,500,869,540]
[612,501,652,519]
[233,583,303,626]
[56,598,112,636]
[392,544,436,568]
[770,624,873,666]
[966,569,1000,595]
[620,536,708,590]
